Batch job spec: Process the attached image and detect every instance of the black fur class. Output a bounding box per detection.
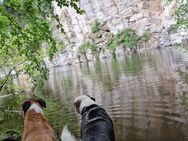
[87,95,95,101]
[81,104,115,141]
[22,101,31,115]
[37,98,46,108]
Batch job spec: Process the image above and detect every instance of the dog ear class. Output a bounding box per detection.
[37,99,46,108]
[22,101,31,115]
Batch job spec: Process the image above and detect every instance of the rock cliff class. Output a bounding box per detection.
[51,0,188,65]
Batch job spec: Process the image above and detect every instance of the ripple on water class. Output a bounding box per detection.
[107,99,186,124]
[42,48,188,141]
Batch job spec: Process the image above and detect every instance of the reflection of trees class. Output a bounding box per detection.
[111,58,120,82]
[121,54,143,76]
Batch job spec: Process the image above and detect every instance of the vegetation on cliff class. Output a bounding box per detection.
[109,29,140,54]
[80,20,150,59]
[174,3,188,28]
[91,19,100,34]
[164,0,188,30]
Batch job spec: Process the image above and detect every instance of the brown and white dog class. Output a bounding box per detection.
[22,98,57,141]
[61,95,115,141]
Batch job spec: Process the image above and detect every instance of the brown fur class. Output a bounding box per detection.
[22,99,57,141]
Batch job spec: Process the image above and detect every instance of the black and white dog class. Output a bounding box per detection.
[74,95,115,141]
[61,95,115,141]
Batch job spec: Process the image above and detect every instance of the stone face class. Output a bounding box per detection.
[51,0,188,65]
[96,11,106,20]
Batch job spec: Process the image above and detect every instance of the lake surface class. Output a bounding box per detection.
[1,48,188,141]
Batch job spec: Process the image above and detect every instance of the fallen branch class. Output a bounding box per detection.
[0,93,19,99]
[5,110,22,115]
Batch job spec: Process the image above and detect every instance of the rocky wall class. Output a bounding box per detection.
[51,0,188,65]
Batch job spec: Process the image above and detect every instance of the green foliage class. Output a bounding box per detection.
[166,1,188,31]
[79,42,96,54]
[0,0,82,94]
[91,19,100,33]
[174,3,188,28]
[120,29,139,48]
[109,28,141,50]
[116,28,139,48]
[108,29,150,55]
[0,80,23,96]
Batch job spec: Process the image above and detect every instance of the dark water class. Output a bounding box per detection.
[1,48,188,141]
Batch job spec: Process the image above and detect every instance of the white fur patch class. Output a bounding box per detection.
[61,125,77,141]
[29,103,44,114]
[74,95,97,113]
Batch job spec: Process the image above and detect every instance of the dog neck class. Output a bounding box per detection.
[80,98,96,114]
[28,103,44,114]
[81,104,99,115]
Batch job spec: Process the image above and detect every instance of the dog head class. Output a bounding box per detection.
[22,98,46,116]
[73,95,96,114]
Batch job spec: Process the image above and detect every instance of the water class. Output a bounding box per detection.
[1,48,188,141]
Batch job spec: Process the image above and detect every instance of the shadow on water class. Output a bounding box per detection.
[1,48,188,141]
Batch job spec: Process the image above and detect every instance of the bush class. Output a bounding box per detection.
[108,28,150,55]
[119,28,139,48]
[109,28,139,49]
[91,19,100,33]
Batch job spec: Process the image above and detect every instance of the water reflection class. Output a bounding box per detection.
[1,48,188,141]
[47,48,188,141]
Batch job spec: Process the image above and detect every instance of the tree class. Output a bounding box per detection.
[0,0,84,94]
